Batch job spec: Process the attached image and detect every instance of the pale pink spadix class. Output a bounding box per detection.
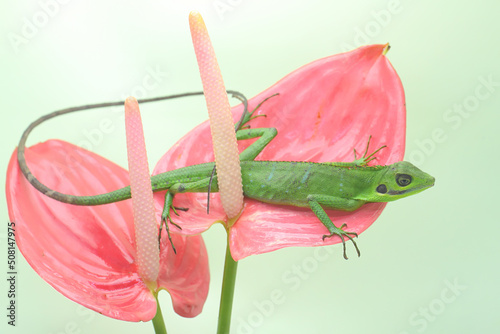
[125,97,159,288]
[189,11,244,221]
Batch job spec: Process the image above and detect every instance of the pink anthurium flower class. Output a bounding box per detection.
[153,44,406,261]
[6,139,209,321]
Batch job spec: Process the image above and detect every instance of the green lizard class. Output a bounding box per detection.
[16,91,435,259]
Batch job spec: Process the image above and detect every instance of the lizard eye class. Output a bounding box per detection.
[396,174,412,187]
[376,184,387,194]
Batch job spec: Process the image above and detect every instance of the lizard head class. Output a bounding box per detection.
[370,161,435,202]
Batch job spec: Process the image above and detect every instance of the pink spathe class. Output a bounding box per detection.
[152,44,406,261]
[6,140,209,321]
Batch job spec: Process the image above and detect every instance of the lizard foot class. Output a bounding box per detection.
[235,93,279,130]
[353,135,387,166]
[322,223,360,260]
[159,205,185,254]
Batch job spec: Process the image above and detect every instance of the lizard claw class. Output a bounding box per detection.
[159,205,187,254]
[236,93,279,130]
[352,135,387,166]
[322,224,360,260]
[173,206,189,213]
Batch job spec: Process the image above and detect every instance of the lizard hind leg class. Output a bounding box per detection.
[235,93,280,131]
[160,176,216,253]
[159,190,183,254]
[353,135,387,166]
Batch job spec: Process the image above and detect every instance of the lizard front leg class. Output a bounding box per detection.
[307,194,364,259]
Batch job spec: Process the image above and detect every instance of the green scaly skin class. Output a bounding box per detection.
[17,92,435,259]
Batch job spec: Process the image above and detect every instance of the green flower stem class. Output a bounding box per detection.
[217,240,239,334]
[152,291,167,334]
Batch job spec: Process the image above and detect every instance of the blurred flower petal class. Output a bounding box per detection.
[6,140,209,320]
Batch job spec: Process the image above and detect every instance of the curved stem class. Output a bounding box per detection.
[152,292,167,334]
[217,241,239,334]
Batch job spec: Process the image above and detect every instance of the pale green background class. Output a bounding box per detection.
[1,1,499,333]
